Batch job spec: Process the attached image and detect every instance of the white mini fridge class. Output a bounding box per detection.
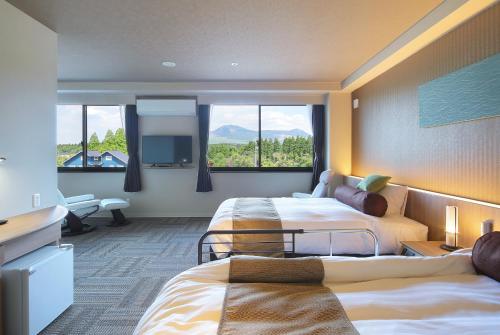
[2,245,74,335]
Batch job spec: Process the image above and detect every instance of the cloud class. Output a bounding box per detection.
[210,105,259,131]
[57,105,125,144]
[57,105,82,144]
[210,105,312,134]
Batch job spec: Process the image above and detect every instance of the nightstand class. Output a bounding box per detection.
[400,241,452,257]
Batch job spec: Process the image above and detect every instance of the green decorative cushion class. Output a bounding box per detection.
[357,174,391,193]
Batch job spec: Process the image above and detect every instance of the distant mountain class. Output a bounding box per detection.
[210,125,311,144]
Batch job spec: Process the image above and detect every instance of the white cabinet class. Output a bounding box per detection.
[2,245,74,335]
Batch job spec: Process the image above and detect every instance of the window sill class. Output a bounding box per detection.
[58,167,126,173]
[210,168,312,173]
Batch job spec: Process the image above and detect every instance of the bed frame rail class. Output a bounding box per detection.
[197,228,379,264]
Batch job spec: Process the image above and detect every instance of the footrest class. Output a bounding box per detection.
[100,198,129,211]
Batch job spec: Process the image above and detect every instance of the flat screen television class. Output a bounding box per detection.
[142,135,192,165]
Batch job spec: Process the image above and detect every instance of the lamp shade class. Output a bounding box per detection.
[445,206,458,247]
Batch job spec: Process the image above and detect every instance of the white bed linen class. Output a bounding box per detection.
[208,198,428,255]
[134,253,500,335]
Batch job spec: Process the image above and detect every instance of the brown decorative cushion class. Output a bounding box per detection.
[334,185,388,217]
[472,231,500,282]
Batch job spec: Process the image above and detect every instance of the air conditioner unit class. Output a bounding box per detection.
[136,97,197,117]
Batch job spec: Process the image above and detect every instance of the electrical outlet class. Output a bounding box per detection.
[32,193,41,208]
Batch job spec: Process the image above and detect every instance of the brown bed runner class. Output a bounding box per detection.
[232,198,284,258]
[218,257,359,335]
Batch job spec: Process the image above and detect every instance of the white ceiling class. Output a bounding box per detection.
[8,0,442,82]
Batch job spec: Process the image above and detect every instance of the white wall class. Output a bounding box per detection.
[0,1,58,218]
[58,93,316,217]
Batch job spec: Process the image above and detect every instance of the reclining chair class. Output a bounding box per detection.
[57,190,130,236]
[292,170,334,198]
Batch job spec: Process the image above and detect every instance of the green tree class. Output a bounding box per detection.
[88,132,100,151]
[207,135,313,168]
[114,128,127,154]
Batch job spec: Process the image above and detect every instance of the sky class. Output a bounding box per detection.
[57,104,312,144]
[57,105,125,144]
[209,105,312,134]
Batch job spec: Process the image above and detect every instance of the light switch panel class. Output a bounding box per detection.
[32,193,41,208]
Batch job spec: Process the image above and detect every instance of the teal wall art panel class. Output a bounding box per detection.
[418,52,500,127]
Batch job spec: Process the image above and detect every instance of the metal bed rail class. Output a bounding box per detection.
[197,228,379,264]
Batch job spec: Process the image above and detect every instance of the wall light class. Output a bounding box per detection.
[441,205,461,251]
[161,61,176,68]
[0,157,6,163]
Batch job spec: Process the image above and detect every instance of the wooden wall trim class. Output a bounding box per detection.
[344,175,499,247]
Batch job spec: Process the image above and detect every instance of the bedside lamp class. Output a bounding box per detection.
[481,219,494,236]
[441,206,461,251]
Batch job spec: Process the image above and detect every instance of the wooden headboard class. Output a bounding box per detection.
[344,176,499,247]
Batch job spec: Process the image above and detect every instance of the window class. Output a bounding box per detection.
[208,105,313,171]
[57,105,128,171]
[57,105,83,168]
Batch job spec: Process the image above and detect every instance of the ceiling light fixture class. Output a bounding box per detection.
[162,61,176,68]
[231,62,239,67]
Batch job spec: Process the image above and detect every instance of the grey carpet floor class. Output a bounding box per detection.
[40,217,210,335]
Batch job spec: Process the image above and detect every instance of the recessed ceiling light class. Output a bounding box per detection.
[162,61,176,68]
[231,62,239,67]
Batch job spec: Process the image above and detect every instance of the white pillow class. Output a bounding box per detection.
[378,184,408,215]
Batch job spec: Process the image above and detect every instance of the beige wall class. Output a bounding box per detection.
[325,92,351,190]
[0,1,58,218]
[352,4,499,204]
[326,92,352,174]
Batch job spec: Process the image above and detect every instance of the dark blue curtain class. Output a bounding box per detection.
[311,105,325,191]
[196,105,213,192]
[124,105,142,192]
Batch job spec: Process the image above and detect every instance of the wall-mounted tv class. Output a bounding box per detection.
[142,136,192,165]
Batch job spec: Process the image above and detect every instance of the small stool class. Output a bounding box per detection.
[100,198,130,227]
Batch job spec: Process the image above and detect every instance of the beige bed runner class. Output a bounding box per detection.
[218,257,359,335]
[232,198,284,257]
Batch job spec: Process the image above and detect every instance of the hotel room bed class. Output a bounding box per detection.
[134,251,500,335]
[205,197,428,259]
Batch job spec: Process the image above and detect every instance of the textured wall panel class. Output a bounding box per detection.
[352,4,500,206]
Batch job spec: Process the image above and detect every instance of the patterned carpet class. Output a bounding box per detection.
[40,217,210,335]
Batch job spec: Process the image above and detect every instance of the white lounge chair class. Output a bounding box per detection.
[292,170,334,198]
[57,190,130,236]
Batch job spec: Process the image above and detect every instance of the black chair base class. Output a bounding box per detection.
[106,209,130,227]
[62,211,96,237]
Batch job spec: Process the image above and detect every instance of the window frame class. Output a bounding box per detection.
[57,105,127,173]
[209,104,314,173]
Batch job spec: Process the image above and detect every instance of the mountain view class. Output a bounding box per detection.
[210,125,311,144]
[208,125,313,168]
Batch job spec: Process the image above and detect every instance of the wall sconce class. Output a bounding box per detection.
[0,157,6,163]
[441,206,461,251]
